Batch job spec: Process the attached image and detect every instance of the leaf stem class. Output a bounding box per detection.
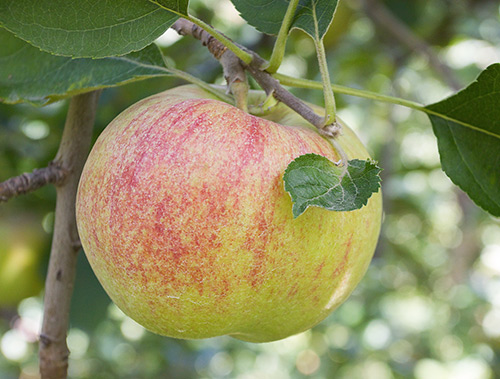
[274,73,426,111]
[314,37,337,126]
[266,0,300,73]
[274,73,500,139]
[328,136,349,177]
[187,16,253,64]
[164,66,234,103]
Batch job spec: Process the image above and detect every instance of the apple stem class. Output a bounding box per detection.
[172,19,250,111]
[230,81,249,112]
[39,90,101,379]
[328,137,349,177]
[245,59,336,134]
[171,18,340,136]
[162,65,234,104]
[219,48,250,111]
[273,73,427,111]
[314,37,337,126]
[186,16,253,65]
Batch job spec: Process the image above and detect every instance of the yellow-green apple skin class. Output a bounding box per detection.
[76,85,382,342]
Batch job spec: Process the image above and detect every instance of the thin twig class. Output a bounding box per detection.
[245,56,341,137]
[0,162,67,203]
[170,18,339,135]
[39,90,101,379]
[172,19,249,110]
[363,0,462,91]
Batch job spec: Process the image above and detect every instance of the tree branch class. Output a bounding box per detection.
[362,0,462,91]
[39,90,101,379]
[172,19,249,111]
[245,56,341,137]
[0,162,67,203]
[170,18,340,136]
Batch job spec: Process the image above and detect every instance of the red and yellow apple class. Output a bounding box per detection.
[76,85,382,342]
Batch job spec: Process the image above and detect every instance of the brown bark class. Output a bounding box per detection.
[39,90,101,379]
[170,18,338,135]
[0,162,67,203]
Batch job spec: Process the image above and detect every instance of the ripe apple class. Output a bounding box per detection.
[76,85,382,342]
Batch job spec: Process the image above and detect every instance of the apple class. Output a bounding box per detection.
[76,85,382,342]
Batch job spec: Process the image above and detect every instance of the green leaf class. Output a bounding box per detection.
[0,28,170,106]
[283,154,381,218]
[425,63,500,217]
[231,0,338,39]
[0,0,179,58]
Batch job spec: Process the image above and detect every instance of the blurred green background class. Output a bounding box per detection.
[1,0,499,378]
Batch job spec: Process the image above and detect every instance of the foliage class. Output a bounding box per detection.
[284,155,381,217]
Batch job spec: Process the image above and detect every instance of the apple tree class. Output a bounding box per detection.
[0,0,499,378]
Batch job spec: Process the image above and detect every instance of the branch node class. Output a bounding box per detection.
[39,333,54,348]
[0,161,68,203]
[171,18,335,135]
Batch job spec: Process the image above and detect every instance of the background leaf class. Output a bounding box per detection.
[0,28,170,106]
[284,154,381,218]
[0,0,178,58]
[231,0,338,39]
[426,63,500,217]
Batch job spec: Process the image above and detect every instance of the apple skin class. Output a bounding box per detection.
[76,85,382,342]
